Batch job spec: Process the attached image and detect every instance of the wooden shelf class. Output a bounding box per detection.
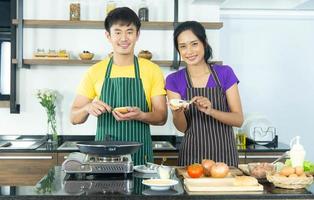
[12,58,222,67]
[12,59,174,67]
[0,101,10,108]
[12,19,223,30]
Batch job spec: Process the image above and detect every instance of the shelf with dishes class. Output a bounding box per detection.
[12,59,222,67]
[12,19,223,30]
[12,59,174,67]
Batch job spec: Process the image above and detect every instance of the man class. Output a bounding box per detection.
[70,7,167,165]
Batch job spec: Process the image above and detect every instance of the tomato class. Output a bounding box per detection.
[187,164,204,178]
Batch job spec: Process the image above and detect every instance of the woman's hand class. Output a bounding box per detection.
[193,96,212,115]
[168,101,188,113]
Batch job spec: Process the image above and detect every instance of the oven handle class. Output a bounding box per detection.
[0,156,53,160]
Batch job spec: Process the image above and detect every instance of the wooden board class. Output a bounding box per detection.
[184,178,264,192]
[176,167,263,192]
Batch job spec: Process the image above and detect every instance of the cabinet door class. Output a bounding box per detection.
[0,153,57,186]
[153,152,178,166]
[245,152,286,164]
[57,152,70,165]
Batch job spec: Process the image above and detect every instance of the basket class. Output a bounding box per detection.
[79,53,94,60]
[266,173,313,189]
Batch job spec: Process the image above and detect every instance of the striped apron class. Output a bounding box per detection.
[95,56,153,165]
[178,65,239,167]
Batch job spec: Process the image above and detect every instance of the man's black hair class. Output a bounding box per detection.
[104,7,141,33]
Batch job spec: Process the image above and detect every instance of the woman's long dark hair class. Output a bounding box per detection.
[173,21,213,64]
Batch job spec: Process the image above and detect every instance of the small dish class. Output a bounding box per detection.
[142,179,178,191]
[134,165,158,174]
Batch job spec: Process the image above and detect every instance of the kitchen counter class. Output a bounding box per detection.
[0,135,290,153]
[0,166,313,200]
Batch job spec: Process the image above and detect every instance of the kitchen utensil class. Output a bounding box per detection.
[76,141,142,156]
[271,151,289,165]
[142,179,178,191]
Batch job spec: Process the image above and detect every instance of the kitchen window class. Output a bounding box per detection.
[0,0,11,102]
[0,36,11,101]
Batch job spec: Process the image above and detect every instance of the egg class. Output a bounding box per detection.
[289,173,298,178]
[279,166,295,177]
[295,166,304,176]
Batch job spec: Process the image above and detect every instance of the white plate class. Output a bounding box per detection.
[134,165,158,174]
[142,179,178,191]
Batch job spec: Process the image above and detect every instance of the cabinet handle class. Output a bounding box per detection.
[154,156,178,159]
[246,155,282,159]
[239,155,246,159]
[0,156,53,160]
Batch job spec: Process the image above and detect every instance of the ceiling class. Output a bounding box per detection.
[192,0,314,10]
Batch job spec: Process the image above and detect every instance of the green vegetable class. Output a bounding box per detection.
[285,159,314,172]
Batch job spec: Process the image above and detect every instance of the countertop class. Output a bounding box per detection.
[0,166,313,200]
[0,135,290,153]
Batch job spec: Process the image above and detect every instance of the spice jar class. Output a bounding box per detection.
[69,2,80,21]
[138,0,149,21]
[106,0,116,15]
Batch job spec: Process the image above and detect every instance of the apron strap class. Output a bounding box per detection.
[209,64,222,88]
[105,57,114,78]
[105,56,140,79]
[185,68,193,88]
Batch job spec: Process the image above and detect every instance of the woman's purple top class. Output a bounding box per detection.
[165,64,239,100]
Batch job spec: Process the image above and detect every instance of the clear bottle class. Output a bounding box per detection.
[106,0,116,15]
[289,136,306,167]
[138,0,149,21]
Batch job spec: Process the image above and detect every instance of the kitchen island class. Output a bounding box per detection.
[0,166,313,200]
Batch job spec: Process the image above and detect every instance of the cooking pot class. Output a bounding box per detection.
[76,141,142,157]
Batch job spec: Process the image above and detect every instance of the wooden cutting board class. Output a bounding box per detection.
[176,167,263,192]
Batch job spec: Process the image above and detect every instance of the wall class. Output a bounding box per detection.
[220,9,314,161]
[0,0,220,136]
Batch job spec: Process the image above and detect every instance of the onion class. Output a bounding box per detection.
[201,159,215,176]
[210,162,229,178]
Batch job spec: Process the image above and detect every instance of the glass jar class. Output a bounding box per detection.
[138,0,149,21]
[106,0,116,15]
[69,2,81,21]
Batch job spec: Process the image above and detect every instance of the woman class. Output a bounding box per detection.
[166,21,244,167]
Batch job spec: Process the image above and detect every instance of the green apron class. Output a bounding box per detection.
[95,56,153,165]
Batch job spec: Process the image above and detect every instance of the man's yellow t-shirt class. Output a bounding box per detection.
[77,57,166,111]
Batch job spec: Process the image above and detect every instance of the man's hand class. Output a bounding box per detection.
[112,107,144,121]
[193,96,212,115]
[85,99,112,117]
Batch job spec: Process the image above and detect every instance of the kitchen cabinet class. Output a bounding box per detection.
[0,152,57,186]
[154,151,179,166]
[57,152,70,165]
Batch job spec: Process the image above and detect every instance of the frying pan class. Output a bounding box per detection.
[76,141,142,157]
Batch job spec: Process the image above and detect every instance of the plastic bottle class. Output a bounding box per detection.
[289,136,306,167]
